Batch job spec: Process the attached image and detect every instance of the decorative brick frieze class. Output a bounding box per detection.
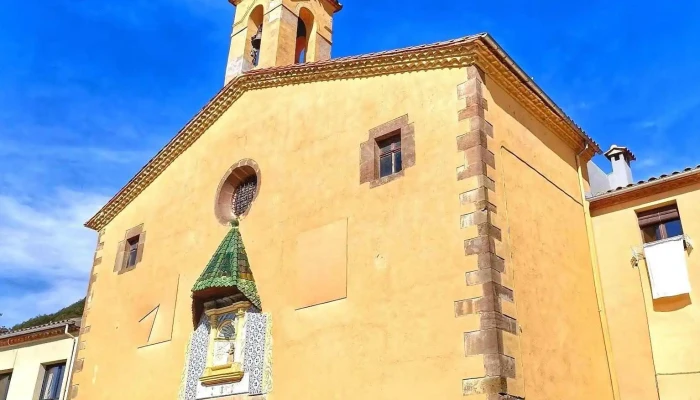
[456,65,523,399]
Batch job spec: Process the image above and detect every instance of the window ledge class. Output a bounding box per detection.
[369,170,405,188]
[643,234,691,248]
[118,265,137,275]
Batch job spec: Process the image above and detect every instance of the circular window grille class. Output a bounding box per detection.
[214,159,261,225]
[232,176,257,217]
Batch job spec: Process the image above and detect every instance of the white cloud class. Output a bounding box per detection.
[0,141,151,166]
[0,188,109,326]
[636,156,662,169]
[0,279,87,328]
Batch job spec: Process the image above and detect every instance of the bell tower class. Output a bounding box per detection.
[224,0,342,84]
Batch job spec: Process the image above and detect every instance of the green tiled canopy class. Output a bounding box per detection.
[191,220,261,309]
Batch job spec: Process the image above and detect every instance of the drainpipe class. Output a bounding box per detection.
[61,324,78,400]
[576,143,621,400]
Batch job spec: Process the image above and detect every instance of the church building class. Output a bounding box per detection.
[68,0,620,399]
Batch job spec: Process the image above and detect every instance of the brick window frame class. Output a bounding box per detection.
[360,114,415,188]
[214,159,261,225]
[114,224,146,274]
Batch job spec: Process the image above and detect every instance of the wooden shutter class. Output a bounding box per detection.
[637,205,680,227]
[114,240,126,272]
[136,232,146,264]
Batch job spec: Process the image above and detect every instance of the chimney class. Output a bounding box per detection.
[604,145,636,188]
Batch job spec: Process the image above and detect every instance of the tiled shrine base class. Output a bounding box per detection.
[179,312,272,400]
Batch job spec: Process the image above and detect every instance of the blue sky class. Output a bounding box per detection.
[1,0,699,326]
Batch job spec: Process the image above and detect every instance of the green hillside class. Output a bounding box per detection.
[9,298,85,331]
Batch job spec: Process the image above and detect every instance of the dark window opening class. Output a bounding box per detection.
[250,25,262,67]
[232,176,257,217]
[0,373,11,400]
[295,18,308,64]
[39,363,65,400]
[638,204,684,244]
[126,236,139,268]
[377,134,402,178]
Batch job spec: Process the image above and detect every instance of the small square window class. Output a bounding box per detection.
[376,134,402,178]
[0,372,11,400]
[637,204,684,244]
[115,224,146,273]
[39,363,65,400]
[359,115,415,188]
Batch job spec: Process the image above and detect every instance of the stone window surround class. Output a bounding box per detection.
[360,114,416,188]
[114,224,146,274]
[214,159,262,225]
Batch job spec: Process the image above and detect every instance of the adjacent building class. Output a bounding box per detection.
[589,150,700,400]
[0,319,80,400]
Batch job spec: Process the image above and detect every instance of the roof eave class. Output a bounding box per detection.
[589,168,700,211]
[478,34,601,156]
[0,319,80,342]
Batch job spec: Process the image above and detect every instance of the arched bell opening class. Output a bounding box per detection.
[247,5,264,67]
[294,8,315,64]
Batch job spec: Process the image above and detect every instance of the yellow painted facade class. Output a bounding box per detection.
[591,181,700,400]
[0,331,77,400]
[69,2,621,400]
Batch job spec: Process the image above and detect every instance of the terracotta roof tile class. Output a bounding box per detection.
[243,35,482,76]
[0,318,81,339]
[589,164,700,198]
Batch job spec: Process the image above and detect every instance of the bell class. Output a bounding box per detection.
[251,26,262,49]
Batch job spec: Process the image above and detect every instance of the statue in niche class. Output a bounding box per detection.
[213,320,236,366]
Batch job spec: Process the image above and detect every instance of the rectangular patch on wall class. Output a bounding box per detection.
[294,218,348,309]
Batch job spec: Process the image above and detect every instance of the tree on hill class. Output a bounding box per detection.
[0,314,7,334]
[10,298,85,331]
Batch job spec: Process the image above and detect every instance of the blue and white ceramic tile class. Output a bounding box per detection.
[244,312,267,396]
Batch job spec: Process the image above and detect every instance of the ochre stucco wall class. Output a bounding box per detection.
[481,80,614,400]
[0,337,75,400]
[74,66,613,400]
[592,182,700,400]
